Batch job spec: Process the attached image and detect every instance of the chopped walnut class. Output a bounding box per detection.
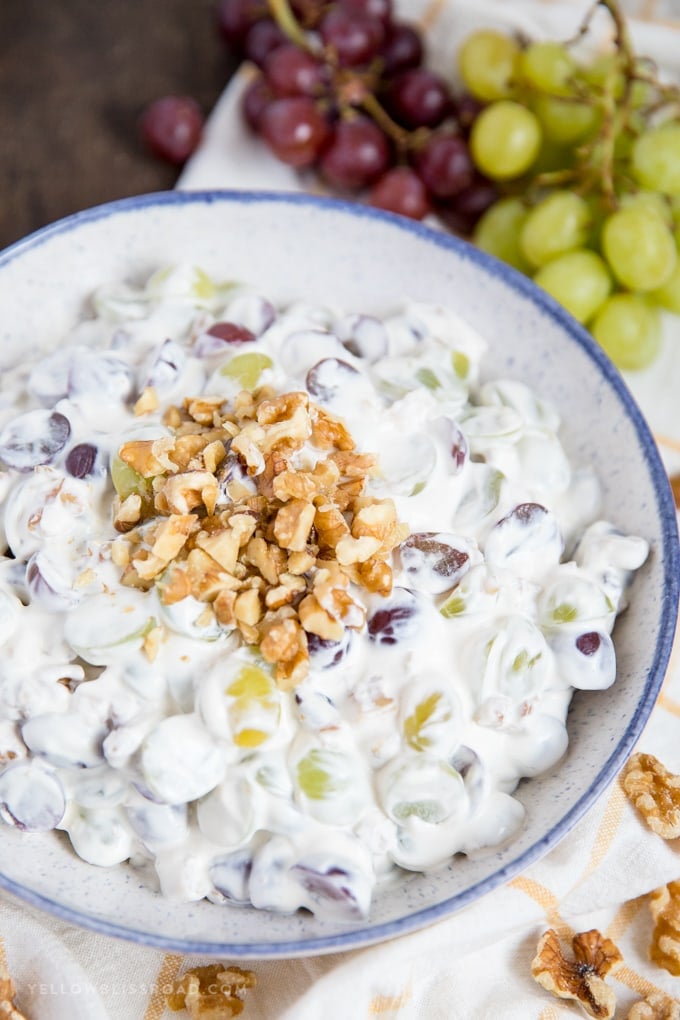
[531,928,623,1020]
[649,880,680,976]
[628,992,680,1019]
[167,963,256,1019]
[621,752,680,839]
[0,961,28,1020]
[114,386,408,688]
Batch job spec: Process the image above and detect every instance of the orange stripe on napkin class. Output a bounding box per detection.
[538,1007,562,1020]
[419,0,446,32]
[614,963,670,999]
[143,953,184,1020]
[658,691,680,717]
[576,783,628,885]
[508,876,571,938]
[0,934,6,970]
[605,895,648,942]
[369,983,413,1014]
[655,432,680,454]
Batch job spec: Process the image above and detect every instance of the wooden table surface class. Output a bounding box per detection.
[0,0,238,251]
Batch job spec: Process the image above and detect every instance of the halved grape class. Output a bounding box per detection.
[65,442,104,479]
[197,775,255,846]
[0,760,65,831]
[484,503,563,580]
[220,352,273,390]
[64,590,158,665]
[335,314,389,362]
[294,688,341,732]
[397,532,474,594]
[550,629,616,690]
[379,756,465,824]
[402,685,462,756]
[367,587,421,645]
[126,800,188,848]
[306,630,353,670]
[226,663,281,749]
[110,452,153,502]
[208,848,253,904]
[142,338,186,393]
[538,571,615,633]
[453,464,505,529]
[289,858,370,920]
[305,358,361,404]
[141,713,225,804]
[21,712,106,769]
[69,352,134,402]
[295,746,367,824]
[28,348,78,404]
[64,805,133,866]
[372,432,437,497]
[26,551,81,611]
[0,410,71,471]
[278,328,347,376]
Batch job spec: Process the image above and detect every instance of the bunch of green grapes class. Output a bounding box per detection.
[457,1,680,371]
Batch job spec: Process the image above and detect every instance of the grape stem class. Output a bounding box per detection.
[267,0,312,51]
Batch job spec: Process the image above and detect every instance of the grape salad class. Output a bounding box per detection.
[0,266,648,920]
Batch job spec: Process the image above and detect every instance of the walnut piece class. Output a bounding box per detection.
[628,992,680,1020]
[0,961,28,1020]
[621,752,680,839]
[531,928,623,1020]
[649,880,680,976]
[167,963,256,1019]
[114,386,409,689]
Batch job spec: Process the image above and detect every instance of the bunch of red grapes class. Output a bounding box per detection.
[216,0,497,231]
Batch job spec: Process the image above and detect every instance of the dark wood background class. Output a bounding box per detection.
[0,0,238,251]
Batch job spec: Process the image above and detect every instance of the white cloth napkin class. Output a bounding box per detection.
[4,1,680,1018]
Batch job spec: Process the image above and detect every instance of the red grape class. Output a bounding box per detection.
[436,174,498,234]
[387,68,452,129]
[369,167,429,220]
[244,19,287,68]
[319,116,391,190]
[242,74,274,131]
[216,0,265,48]
[260,96,330,166]
[380,22,424,76]
[456,93,485,137]
[264,43,325,97]
[319,8,385,67]
[207,322,257,344]
[338,0,393,27]
[139,95,204,164]
[414,133,474,198]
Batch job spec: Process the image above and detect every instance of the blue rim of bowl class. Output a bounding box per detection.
[0,190,678,957]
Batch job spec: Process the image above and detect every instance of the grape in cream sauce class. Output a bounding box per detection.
[0,266,648,920]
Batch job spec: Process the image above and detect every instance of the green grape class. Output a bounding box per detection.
[580,54,625,97]
[220,352,273,390]
[520,191,591,268]
[110,453,152,500]
[473,197,531,272]
[404,692,452,752]
[533,250,612,324]
[516,41,577,96]
[650,259,680,314]
[591,294,661,371]
[532,94,601,146]
[529,141,576,176]
[602,205,677,291]
[620,191,673,227]
[457,30,519,102]
[296,748,353,800]
[415,367,441,390]
[470,101,542,180]
[226,664,280,749]
[632,123,680,195]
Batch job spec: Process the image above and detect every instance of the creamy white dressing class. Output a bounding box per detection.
[0,266,648,920]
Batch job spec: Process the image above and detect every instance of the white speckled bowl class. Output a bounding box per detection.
[0,191,677,957]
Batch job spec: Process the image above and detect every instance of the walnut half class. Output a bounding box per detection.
[621,752,680,839]
[167,964,256,1019]
[531,928,623,1020]
[628,992,680,1020]
[649,880,680,977]
[0,961,28,1020]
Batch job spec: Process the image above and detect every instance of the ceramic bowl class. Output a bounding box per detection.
[0,191,677,957]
